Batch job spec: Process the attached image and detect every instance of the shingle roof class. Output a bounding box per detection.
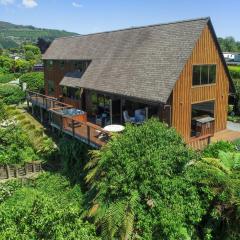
[60,71,83,88]
[43,17,210,103]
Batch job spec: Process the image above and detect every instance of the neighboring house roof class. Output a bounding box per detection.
[43,17,231,103]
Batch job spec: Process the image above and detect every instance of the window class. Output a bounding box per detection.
[45,60,53,69]
[191,101,215,137]
[60,60,65,69]
[48,80,54,95]
[192,65,216,86]
[62,86,81,100]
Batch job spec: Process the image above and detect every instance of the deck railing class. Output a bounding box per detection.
[26,90,71,110]
[26,90,110,148]
[50,110,110,147]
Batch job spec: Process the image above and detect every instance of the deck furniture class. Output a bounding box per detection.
[103,124,125,133]
[134,109,145,123]
[123,111,136,124]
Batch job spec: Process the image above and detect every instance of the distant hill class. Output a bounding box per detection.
[0,21,78,49]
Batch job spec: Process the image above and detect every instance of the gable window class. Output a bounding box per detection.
[45,60,53,69]
[60,60,65,69]
[192,65,216,86]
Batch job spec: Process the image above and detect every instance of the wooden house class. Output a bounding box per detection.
[27,17,233,148]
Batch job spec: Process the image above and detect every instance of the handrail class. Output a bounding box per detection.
[27,90,110,146]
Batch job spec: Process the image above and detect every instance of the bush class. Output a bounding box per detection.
[0,173,100,240]
[0,84,25,105]
[0,125,38,165]
[228,66,240,79]
[59,137,90,183]
[0,73,20,84]
[19,72,44,93]
[85,119,202,239]
[202,141,236,158]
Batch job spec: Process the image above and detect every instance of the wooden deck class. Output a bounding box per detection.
[211,129,240,142]
[26,91,110,148]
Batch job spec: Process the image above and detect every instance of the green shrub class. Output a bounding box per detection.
[0,173,100,240]
[0,84,25,105]
[228,66,240,79]
[0,125,38,164]
[0,73,20,84]
[59,137,91,183]
[16,114,26,120]
[0,180,22,204]
[19,72,44,93]
[0,100,8,121]
[202,141,236,158]
[85,119,201,239]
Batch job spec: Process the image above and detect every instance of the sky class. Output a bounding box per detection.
[0,0,239,40]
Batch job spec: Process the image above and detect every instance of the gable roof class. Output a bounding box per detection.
[43,17,215,103]
[60,71,83,88]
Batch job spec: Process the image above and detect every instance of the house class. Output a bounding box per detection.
[223,52,240,63]
[27,17,233,149]
[33,63,44,72]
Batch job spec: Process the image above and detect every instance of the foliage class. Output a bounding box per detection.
[0,84,25,105]
[229,66,240,79]
[85,119,203,239]
[186,155,240,239]
[0,125,38,165]
[14,59,32,73]
[0,100,8,121]
[0,55,14,73]
[0,20,77,49]
[5,106,57,159]
[202,141,236,158]
[19,72,44,92]
[59,137,91,183]
[0,173,100,240]
[218,37,240,52]
[0,180,21,204]
[0,73,20,84]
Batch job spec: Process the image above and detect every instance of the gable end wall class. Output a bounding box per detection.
[171,25,229,142]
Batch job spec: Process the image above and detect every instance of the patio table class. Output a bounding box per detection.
[103,124,125,133]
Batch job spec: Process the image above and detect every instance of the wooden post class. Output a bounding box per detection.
[32,162,36,173]
[15,167,18,178]
[145,107,149,120]
[6,165,10,179]
[110,99,113,124]
[25,163,28,175]
[40,107,43,123]
[87,125,90,144]
[27,98,29,111]
[72,119,75,137]
[120,97,123,124]
[32,104,34,115]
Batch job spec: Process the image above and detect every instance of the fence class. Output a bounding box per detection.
[0,161,42,181]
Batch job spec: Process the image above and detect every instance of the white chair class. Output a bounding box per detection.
[123,111,136,123]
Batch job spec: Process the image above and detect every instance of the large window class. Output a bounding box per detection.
[48,80,55,95]
[191,101,215,137]
[192,65,216,86]
[62,86,81,100]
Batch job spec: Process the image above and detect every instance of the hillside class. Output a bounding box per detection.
[0,21,78,49]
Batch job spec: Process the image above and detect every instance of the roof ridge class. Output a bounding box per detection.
[55,17,210,41]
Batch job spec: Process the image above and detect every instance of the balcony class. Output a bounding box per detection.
[26,91,110,148]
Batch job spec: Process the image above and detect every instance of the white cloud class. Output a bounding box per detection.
[22,0,37,8]
[0,0,14,5]
[72,2,82,8]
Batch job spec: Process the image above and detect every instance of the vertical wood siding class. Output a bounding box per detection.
[172,25,229,142]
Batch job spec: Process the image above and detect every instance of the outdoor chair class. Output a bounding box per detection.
[123,110,137,123]
[134,109,145,123]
